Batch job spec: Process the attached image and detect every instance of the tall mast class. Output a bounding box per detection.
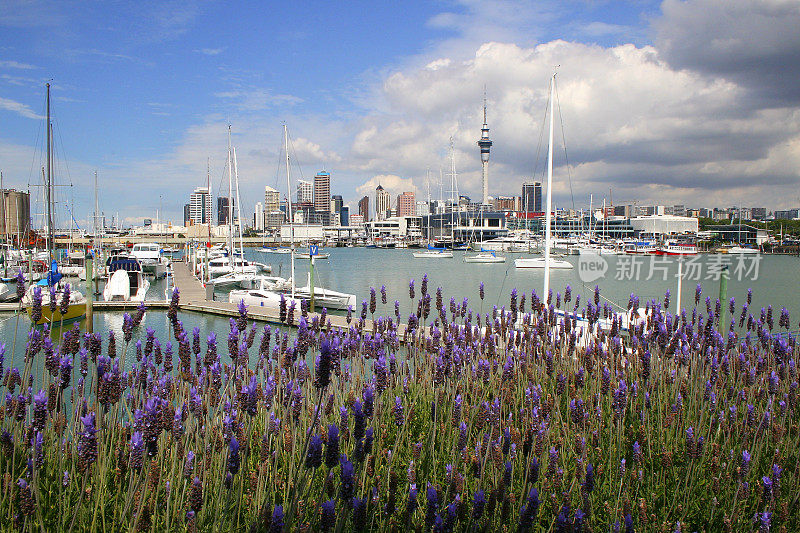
[93,170,98,251]
[232,147,244,262]
[0,170,5,245]
[543,72,555,302]
[45,82,54,263]
[284,123,296,298]
[227,125,234,267]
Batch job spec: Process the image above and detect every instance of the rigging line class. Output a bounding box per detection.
[555,78,576,212]
[577,279,627,313]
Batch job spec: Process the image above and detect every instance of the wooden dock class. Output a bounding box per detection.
[0,261,402,337]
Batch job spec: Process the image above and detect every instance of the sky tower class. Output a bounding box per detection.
[477,91,492,206]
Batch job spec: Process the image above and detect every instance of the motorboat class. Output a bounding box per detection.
[726,246,759,254]
[103,257,149,302]
[623,241,658,254]
[0,276,18,302]
[657,241,698,256]
[131,243,169,278]
[59,250,86,277]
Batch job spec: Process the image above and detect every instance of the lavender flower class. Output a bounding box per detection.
[228,435,240,475]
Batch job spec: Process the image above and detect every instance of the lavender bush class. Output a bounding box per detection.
[0,279,797,531]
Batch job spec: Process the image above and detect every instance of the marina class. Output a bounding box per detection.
[1,2,799,530]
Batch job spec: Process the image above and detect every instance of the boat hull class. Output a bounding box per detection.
[464,254,505,263]
[413,251,453,258]
[514,257,574,269]
[27,302,86,325]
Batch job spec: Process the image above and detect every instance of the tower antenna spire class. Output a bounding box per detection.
[477,86,492,206]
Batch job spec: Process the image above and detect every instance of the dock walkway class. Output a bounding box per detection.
[1,261,404,338]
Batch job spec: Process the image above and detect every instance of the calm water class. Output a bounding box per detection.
[244,247,800,322]
[1,248,798,366]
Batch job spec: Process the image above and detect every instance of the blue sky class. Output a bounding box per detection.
[2,0,799,227]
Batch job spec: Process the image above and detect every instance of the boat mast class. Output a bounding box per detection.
[227,125,234,268]
[206,158,211,282]
[45,82,54,264]
[232,147,245,264]
[284,124,296,298]
[543,72,555,302]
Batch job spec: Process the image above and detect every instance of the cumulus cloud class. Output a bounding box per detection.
[355,174,418,201]
[345,34,800,209]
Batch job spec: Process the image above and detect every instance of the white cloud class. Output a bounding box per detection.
[0,59,36,69]
[195,47,225,56]
[355,174,418,202]
[0,96,42,119]
[215,88,303,111]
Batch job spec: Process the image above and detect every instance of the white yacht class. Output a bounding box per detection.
[103,257,149,302]
[131,243,169,278]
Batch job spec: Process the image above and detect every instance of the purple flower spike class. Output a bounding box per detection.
[227,435,240,475]
[320,499,336,532]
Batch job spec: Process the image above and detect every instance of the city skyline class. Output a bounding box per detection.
[1,1,799,228]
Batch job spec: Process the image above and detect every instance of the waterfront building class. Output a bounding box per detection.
[364,216,422,240]
[706,223,769,245]
[375,185,390,221]
[358,196,370,222]
[397,191,416,217]
[340,205,349,226]
[188,187,213,225]
[0,189,30,241]
[313,171,331,212]
[522,182,542,213]
[350,213,364,226]
[774,208,800,220]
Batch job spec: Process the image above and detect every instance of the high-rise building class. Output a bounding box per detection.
[264,186,280,212]
[297,180,313,205]
[751,207,767,220]
[375,185,390,221]
[331,194,344,215]
[189,187,213,225]
[218,197,234,225]
[522,182,542,213]
[358,195,370,222]
[477,94,493,205]
[397,191,416,217]
[254,202,264,231]
[183,204,191,226]
[340,205,350,226]
[494,196,519,211]
[313,171,331,212]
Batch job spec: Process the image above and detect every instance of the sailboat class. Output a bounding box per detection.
[229,124,354,311]
[23,83,87,325]
[206,127,271,288]
[414,163,454,258]
[515,74,573,270]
